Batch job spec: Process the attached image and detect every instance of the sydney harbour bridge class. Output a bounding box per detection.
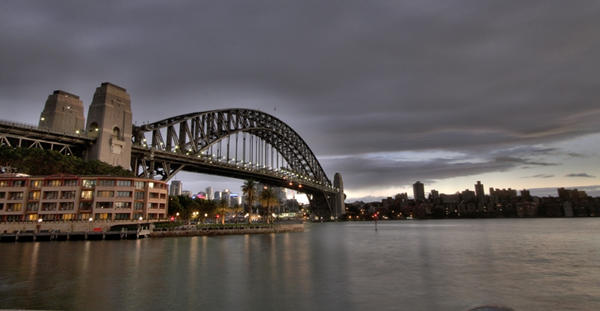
[0,82,345,218]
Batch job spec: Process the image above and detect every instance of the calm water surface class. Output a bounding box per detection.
[1,219,599,311]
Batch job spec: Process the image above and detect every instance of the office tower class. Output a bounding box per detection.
[169,180,182,196]
[413,181,425,201]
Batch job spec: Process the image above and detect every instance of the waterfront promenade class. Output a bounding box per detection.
[0,220,304,242]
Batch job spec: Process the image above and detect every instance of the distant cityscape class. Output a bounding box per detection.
[167,180,303,212]
[345,180,600,220]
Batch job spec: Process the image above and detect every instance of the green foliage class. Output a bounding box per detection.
[0,146,132,176]
[168,195,217,218]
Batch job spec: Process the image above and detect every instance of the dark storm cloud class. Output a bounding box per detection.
[1,0,600,192]
[322,146,557,191]
[522,174,555,179]
[565,173,596,178]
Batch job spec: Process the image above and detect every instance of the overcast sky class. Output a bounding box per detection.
[1,1,599,200]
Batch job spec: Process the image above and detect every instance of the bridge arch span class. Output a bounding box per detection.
[133,109,331,187]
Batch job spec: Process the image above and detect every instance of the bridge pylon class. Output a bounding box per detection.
[85,82,133,169]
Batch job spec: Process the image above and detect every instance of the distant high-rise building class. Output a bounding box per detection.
[222,189,231,206]
[413,181,425,201]
[461,189,476,202]
[429,190,439,200]
[170,180,182,196]
[214,191,222,201]
[181,190,192,198]
[206,186,214,200]
[475,181,484,201]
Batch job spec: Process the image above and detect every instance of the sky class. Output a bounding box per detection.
[1,1,599,201]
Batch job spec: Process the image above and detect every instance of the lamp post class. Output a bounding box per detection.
[88,217,93,232]
[36,218,43,233]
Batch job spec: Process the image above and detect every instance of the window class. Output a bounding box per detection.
[149,192,159,199]
[28,191,40,200]
[41,202,56,211]
[63,179,78,187]
[150,203,159,209]
[160,193,166,199]
[80,190,94,200]
[116,191,132,198]
[148,182,155,189]
[115,202,131,209]
[0,181,8,187]
[134,191,145,200]
[0,192,4,199]
[59,202,74,211]
[117,180,132,187]
[133,213,143,220]
[6,203,23,212]
[82,179,96,188]
[43,191,58,200]
[98,180,115,187]
[26,202,39,211]
[94,213,111,220]
[114,213,130,220]
[97,191,114,198]
[159,203,166,209]
[61,191,76,199]
[8,192,24,200]
[13,180,25,187]
[134,202,144,210]
[30,180,42,188]
[40,214,58,221]
[79,201,93,210]
[135,181,145,189]
[62,214,75,220]
[96,202,113,209]
[112,126,120,138]
[27,214,38,221]
[0,203,3,210]
[46,180,61,187]
[79,213,91,220]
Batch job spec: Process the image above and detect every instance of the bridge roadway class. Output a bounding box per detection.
[131,145,339,197]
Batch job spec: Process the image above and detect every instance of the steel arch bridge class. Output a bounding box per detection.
[0,106,344,218]
[130,109,343,218]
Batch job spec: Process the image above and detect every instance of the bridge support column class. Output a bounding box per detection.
[85,82,132,169]
[333,172,345,218]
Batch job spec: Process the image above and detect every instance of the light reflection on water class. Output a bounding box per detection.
[1,219,599,310]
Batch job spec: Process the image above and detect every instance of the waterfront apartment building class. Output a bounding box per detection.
[0,174,168,222]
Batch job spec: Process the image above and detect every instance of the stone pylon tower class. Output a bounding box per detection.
[334,172,345,218]
[85,82,132,169]
[39,90,85,135]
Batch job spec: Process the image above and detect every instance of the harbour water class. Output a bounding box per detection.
[1,219,599,310]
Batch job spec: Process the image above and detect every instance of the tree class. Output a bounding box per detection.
[242,180,257,224]
[260,187,279,224]
[216,198,228,225]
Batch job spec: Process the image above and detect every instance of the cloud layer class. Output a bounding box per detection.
[1,1,599,196]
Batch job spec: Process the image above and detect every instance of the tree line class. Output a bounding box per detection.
[0,146,132,176]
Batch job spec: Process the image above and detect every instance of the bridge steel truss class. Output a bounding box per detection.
[131,109,339,217]
[0,121,91,157]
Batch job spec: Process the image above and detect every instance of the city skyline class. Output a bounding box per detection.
[1,1,599,201]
